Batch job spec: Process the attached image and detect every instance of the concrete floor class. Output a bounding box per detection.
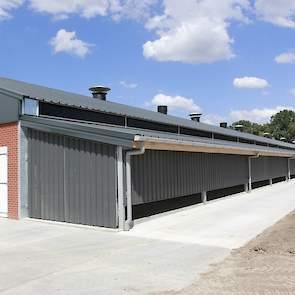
[1,180,295,295]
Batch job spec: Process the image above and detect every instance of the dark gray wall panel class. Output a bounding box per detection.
[131,151,248,205]
[64,137,117,227]
[0,93,19,123]
[252,157,288,182]
[28,129,117,228]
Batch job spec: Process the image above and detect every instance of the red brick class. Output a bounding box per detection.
[0,122,19,219]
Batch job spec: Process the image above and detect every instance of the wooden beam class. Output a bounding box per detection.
[133,140,292,158]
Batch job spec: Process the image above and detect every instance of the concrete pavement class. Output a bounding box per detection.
[1,180,295,295]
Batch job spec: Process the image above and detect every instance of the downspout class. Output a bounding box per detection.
[125,143,145,231]
[248,154,260,192]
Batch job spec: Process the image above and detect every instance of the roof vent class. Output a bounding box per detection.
[220,122,228,128]
[234,124,244,131]
[89,86,111,101]
[157,105,168,115]
[189,113,202,122]
[263,132,271,138]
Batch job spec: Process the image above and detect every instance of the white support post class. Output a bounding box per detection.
[269,178,273,186]
[248,154,260,193]
[244,183,249,193]
[117,146,125,231]
[202,191,207,204]
[248,157,252,192]
[287,158,291,181]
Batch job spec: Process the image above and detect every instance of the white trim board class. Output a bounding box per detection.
[0,147,7,155]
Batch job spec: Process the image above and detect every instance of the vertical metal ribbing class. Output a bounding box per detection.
[117,146,125,230]
[27,129,117,228]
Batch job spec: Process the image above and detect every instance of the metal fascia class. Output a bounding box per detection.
[133,136,295,158]
[20,118,134,147]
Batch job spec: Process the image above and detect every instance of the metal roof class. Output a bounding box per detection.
[1,76,295,150]
[20,116,295,157]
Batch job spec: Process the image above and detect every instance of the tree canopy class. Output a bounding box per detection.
[231,110,295,143]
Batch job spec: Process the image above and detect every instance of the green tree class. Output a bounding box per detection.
[231,120,269,136]
[230,110,295,142]
[269,110,295,142]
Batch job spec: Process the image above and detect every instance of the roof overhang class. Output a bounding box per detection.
[133,135,295,158]
[19,116,295,158]
[20,116,134,148]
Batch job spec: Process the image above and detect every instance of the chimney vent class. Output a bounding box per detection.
[89,86,111,101]
[234,124,244,131]
[220,122,228,128]
[158,105,168,115]
[263,132,271,138]
[189,113,202,122]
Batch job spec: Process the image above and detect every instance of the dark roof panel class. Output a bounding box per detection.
[1,76,295,150]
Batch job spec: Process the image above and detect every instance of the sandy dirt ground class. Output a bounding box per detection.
[158,210,295,295]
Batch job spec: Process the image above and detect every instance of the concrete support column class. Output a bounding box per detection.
[248,154,259,193]
[244,183,249,193]
[248,157,252,192]
[287,158,291,181]
[117,146,125,231]
[202,191,207,204]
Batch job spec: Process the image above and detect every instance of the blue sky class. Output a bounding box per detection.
[1,0,295,125]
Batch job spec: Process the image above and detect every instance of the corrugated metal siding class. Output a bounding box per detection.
[27,129,117,228]
[252,157,288,182]
[131,151,248,205]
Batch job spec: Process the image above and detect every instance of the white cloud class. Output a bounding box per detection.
[230,106,295,124]
[50,29,92,58]
[143,0,251,64]
[0,0,23,20]
[275,52,295,64]
[290,88,295,96]
[233,76,269,89]
[29,0,157,20]
[202,114,226,125]
[29,0,109,19]
[255,0,295,28]
[110,0,157,21]
[120,80,138,89]
[151,93,201,114]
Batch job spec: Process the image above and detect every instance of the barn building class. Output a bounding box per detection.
[0,77,294,230]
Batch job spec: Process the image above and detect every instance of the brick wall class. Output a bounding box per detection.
[0,122,19,219]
